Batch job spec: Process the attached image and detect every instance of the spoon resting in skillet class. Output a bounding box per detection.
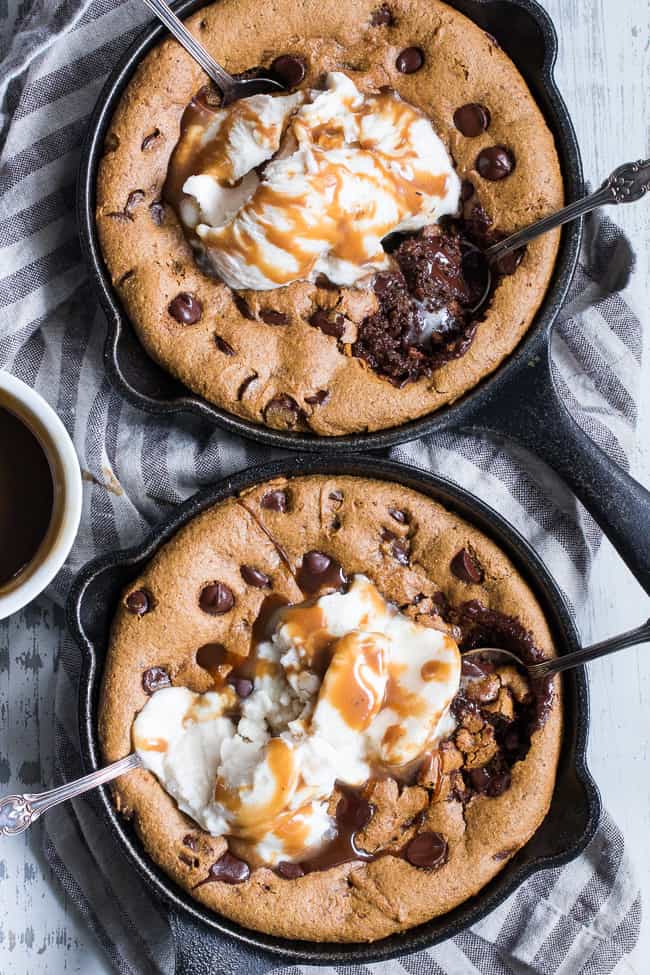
[2,617,648,837]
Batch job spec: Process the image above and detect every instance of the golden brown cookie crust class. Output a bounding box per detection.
[96,0,563,436]
[99,475,562,942]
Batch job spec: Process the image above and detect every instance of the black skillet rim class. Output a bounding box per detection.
[67,455,601,964]
[77,0,584,452]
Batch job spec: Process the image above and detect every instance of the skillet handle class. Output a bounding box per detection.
[463,343,650,595]
[169,911,281,975]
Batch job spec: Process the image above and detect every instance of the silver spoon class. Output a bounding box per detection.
[141,0,286,105]
[463,617,650,680]
[3,618,649,835]
[466,158,650,312]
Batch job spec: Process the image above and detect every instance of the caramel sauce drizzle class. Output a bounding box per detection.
[165,86,450,285]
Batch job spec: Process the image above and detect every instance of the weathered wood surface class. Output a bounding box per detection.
[0,0,648,971]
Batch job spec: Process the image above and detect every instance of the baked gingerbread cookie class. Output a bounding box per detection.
[96,0,562,436]
[100,475,562,942]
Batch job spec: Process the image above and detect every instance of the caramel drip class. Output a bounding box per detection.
[320,632,387,731]
[420,659,453,682]
[134,736,167,752]
[279,603,335,676]
[384,661,428,719]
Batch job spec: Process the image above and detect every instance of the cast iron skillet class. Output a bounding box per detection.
[78,0,650,595]
[67,455,601,970]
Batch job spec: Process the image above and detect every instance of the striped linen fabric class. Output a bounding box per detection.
[0,1,642,972]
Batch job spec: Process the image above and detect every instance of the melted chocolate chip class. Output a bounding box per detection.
[178,852,197,868]
[240,565,270,588]
[337,792,373,831]
[314,273,339,291]
[227,676,254,698]
[454,103,491,137]
[199,583,234,615]
[104,132,119,153]
[396,47,424,74]
[476,146,515,181]
[450,548,484,583]
[199,852,250,885]
[276,861,305,879]
[142,666,171,695]
[309,309,345,338]
[297,551,347,594]
[168,293,202,325]
[461,179,475,203]
[260,489,288,512]
[405,831,448,869]
[468,762,511,797]
[371,4,394,25]
[125,190,145,215]
[305,389,330,406]
[391,538,410,565]
[149,200,166,225]
[126,589,150,615]
[329,490,344,503]
[183,834,199,850]
[141,128,160,150]
[270,54,306,89]
[233,293,255,319]
[215,334,235,355]
[259,309,288,326]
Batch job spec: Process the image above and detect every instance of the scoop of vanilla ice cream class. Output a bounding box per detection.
[133,575,461,864]
[173,72,460,290]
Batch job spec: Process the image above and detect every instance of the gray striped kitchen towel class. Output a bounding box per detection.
[0,1,643,973]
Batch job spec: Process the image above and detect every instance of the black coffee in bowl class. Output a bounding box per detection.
[0,405,54,589]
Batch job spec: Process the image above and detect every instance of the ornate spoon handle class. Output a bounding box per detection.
[486,158,650,262]
[0,753,142,836]
[529,618,650,679]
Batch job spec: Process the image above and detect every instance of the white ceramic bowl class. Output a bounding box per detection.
[0,372,82,621]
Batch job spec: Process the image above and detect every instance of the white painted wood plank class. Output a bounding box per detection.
[1,1,648,971]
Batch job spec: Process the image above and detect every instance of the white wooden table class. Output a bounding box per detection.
[1,1,648,971]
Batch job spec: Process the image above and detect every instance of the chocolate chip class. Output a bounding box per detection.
[461,179,475,203]
[233,294,255,320]
[168,293,202,325]
[240,565,271,588]
[201,852,250,885]
[125,190,145,215]
[405,831,448,869]
[476,146,515,181]
[183,834,199,850]
[270,54,306,89]
[388,507,408,524]
[305,389,330,406]
[276,861,305,879]
[450,548,484,583]
[371,4,394,25]
[396,47,424,74]
[468,765,511,797]
[141,128,161,150]
[264,394,303,428]
[126,589,150,615]
[309,309,345,338]
[149,200,166,225]
[215,334,235,355]
[227,676,254,698]
[314,274,339,291]
[495,247,526,276]
[142,666,171,695]
[237,374,258,400]
[493,847,516,862]
[178,852,197,868]
[297,551,347,594]
[199,583,234,615]
[259,309,288,326]
[104,132,119,153]
[391,538,410,566]
[260,489,287,512]
[453,103,491,137]
[329,490,344,503]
